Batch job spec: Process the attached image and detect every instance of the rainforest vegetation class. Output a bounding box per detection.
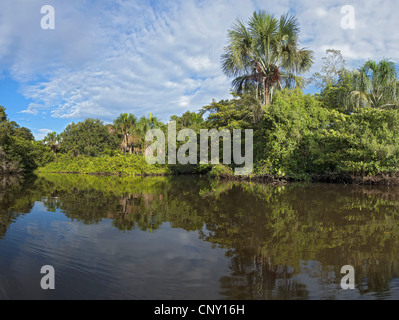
[3,11,399,183]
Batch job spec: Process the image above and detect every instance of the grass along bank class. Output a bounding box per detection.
[36,154,170,176]
[36,155,399,185]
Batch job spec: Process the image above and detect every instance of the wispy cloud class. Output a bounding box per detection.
[1,0,399,123]
[35,128,53,140]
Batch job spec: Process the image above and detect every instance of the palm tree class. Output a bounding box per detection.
[221,11,314,107]
[43,132,60,153]
[136,114,165,155]
[113,113,138,155]
[350,59,399,109]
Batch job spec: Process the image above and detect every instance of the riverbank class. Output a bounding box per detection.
[36,156,399,186]
[36,154,171,176]
[214,170,399,186]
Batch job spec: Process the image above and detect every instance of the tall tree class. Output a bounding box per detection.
[221,10,314,107]
[113,113,138,155]
[313,50,354,112]
[170,111,204,131]
[312,49,347,89]
[60,118,117,157]
[43,132,60,153]
[136,114,165,154]
[0,106,53,172]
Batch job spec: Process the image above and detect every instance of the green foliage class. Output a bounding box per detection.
[278,105,399,178]
[254,88,332,177]
[2,47,399,183]
[170,111,204,132]
[351,59,399,109]
[37,153,170,175]
[0,106,54,173]
[316,57,399,112]
[43,131,61,153]
[317,69,354,113]
[113,113,139,155]
[251,88,399,179]
[207,164,234,179]
[136,113,166,153]
[201,97,256,130]
[59,118,119,157]
[312,108,399,175]
[222,10,314,106]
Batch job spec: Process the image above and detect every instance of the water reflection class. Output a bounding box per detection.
[0,175,38,240]
[1,173,399,299]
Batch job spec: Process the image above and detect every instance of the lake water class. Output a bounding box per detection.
[1,173,399,300]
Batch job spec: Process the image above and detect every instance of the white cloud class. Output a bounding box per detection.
[1,0,399,123]
[298,0,399,71]
[35,128,53,140]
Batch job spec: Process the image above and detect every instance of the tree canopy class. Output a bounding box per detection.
[221,10,314,107]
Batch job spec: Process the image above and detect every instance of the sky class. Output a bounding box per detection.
[1,0,399,140]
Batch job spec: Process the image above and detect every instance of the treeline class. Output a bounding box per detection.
[3,52,399,182]
[0,106,54,174]
[4,53,399,181]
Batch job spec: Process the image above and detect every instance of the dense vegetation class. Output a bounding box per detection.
[0,106,54,174]
[3,10,399,183]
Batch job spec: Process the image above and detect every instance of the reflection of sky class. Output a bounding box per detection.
[269,261,399,300]
[0,201,230,299]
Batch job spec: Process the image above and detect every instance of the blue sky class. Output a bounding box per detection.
[1,0,399,139]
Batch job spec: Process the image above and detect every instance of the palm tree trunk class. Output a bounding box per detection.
[124,133,128,155]
[263,78,270,106]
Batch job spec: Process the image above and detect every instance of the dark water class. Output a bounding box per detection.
[1,174,399,300]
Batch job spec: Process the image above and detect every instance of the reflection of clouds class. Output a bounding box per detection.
[0,204,229,299]
[291,260,397,300]
[26,225,41,237]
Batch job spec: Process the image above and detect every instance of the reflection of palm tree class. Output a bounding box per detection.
[351,59,399,109]
[221,11,314,107]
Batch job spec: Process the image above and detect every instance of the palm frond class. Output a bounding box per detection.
[221,10,314,106]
